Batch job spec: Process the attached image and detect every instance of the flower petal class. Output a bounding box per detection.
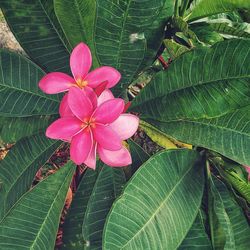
[84,141,97,169]
[98,145,132,167]
[39,72,75,94]
[68,87,93,121]
[70,130,92,165]
[59,93,74,117]
[46,117,82,141]
[85,66,121,88]
[84,86,97,109]
[110,114,139,140]
[93,124,122,150]
[94,81,108,97]
[123,101,131,113]
[93,98,124,124]
[97,89,114,106]
[70,42,92,81]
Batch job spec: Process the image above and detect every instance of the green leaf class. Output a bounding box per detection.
[131,39,250,120]
[62,163,126,250]
[0,50,60,117]
[0,161,75,249]
[130,39,250,165]
[54,0,99,68]
[0,0,71,73]
[0,115,57,142]
[220,164,250,203]
[178,211,212,250]
[179,0,192,17]
[95,0,174,96]
[190,22,224,45]
[187,0,250,22]
[103,149,205,249]
[172,16,198,41]
[0,134,61,219]
[209,21,250,39]
[211,175,250,249]
[140,120,178,149]
[163,39,191,60]
[147,105,250,165]
[128,139,150,175]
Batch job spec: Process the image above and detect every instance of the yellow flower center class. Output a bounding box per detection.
[81,117,96,130]
[76,79,88,89]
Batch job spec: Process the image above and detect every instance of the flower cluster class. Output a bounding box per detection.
[39,43,139,169]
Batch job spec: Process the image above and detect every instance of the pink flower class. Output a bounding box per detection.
[38,42,121,95]
[46,87,139,169]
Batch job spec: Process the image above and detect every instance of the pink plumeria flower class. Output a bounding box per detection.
[46,87,139,169]
[39,42,121,95]
[58,88,115,118]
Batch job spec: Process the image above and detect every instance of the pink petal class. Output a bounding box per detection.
[93,124,122,151]
[70,42,92,81]
[97,89,114,106]
[59,93,74,117]
[84,86,97,109]
[93,98,124,124]
[85,66,121,88]
[94,81,108,97]
[70,129,92,165]
[110,114,139,140]
[84,142,97,169]
[39,72,75,94]
[98,145,132,167]
[123,101,131,113]
[68,87,93,121]
[46,117,82,141]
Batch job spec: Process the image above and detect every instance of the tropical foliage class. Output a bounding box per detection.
[0,0,249,249]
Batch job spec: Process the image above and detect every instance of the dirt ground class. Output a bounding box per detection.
[0,10,24,54]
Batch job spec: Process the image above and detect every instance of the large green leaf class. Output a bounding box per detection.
[130,39,250,165]
[103,149,205,249]
[0,134,61,219]
[131,39,250,120]
[179,211,212,249]
[211,176,250,249]
[187,0,250,22]
[0,161,75,250]
[95,0,174,96]
[0,50,60,117]
[147,105,250,165]
[0,115,57,142]
[62,163,126,250]
[54,0,99,68]
[0,0,71,73]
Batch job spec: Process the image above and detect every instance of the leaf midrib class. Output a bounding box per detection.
[38,0,71,53]
[5,142,62,206]
[0,82,60,103]
[151,117,250,138]
[82,166,103,239]
[116,0,132,68]
[73,0,88,45]
[0,165,72,226]
[213,180,236,249]
[29,167,73,249]
[132,74,250,110]
[119,156,196,249]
